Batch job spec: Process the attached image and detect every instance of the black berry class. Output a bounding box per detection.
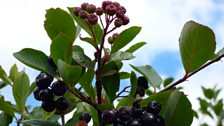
[137,76,148,89]
[146,100,161,115]
[117,107,131,121]
[141,113,157,126]
[35,72,53,89]
[156,115,165,126]
[131,103,143,118]
[51,80,67,96]
[41,100,55,112]
[135,86,145,97]
[39,88,54,102]
[113,119,126,126]
[33,87,41,101]
[79,112,92,123]
[55,97,69,111]
[127,119,142,126]
[48,56,57,68]
[102,109,117,124]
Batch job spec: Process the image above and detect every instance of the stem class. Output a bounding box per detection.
[161,54,224,92]
[61,114,65,126]
[116,86,131,99]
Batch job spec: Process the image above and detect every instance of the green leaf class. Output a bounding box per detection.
[97,104,114,111]
[9,64,18,82]
[213,99,223,116]
[102,73,120,103]
[0,81,7,89]
[130,65,163,88]
[44,8,76,42]
[198,98,213,118]
[217,47,224,56]
[28,82,36,96]
[72,52,93,68]
[12,71,30,113]
[65,112,82,126]
[162,90,193,126]
[68,7,103,43]
[79,68,95,98]
[79,36,98,49]
[179,20,216,73]
[202,87,214,99]
[50,34,73,64]
[29,107,57,120]
[73,45,84,54]
[110,51,135,61]
[0,65,11,84]
[111,26,141,53]
[119,72,130,80]
[163,77,174,87]
[57,59,82,85]
[13,48,56,77]
[125,41,146,53]
[130,71,137,97]
[116,97,134,108]
[22,120,60,126]
[0,112,13,126]
[0,96,15,117]
[192,110,199,119]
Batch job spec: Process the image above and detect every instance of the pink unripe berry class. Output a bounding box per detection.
[81,3,89,10]
[86,4,96,13]
[95,7,103,16]
[74,7,81,16]
[114,18,123,27]
[105,4,117,16]
[79,10,89,19]
[87,14,98,25]
[102,1,113,10]
[121,16,129,25]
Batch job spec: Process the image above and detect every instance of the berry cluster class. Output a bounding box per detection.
[135,76,149,97]
[73,1,129,27]
[101,101,165,126]
[79,112,92,124]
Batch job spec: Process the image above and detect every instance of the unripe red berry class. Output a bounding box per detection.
[121,16,129,25]
[113,2,120,8]
[102,1,112,10]
[116,10,125,18]
[117,6,126,14]
[114,18,123,27]
[86,4,96,13]
[108,36,113,44]
[87,14,98,25]
[74,7,81,16]
[95,7,103,16]
[105,4,117,16]
[79,10,89,19]
[81,3,89,10]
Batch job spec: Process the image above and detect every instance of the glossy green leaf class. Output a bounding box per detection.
[116,97,134,108]
[0,96,14,117]
[13,48,56,77]
[58,60,82,85]
[125,41,146,53]
[0,66,11,84]
[213,99,223,116]
[162,90,193,126]
[163,77,174,87]
[119,72,130,80]
[179,20,216,73]
[9,64,18,82]
[130,71,137,97]
[68,7,103,43]
[110,51,135,61]
[202,87,214,99]
[29,107,57,120]
[111,26,141,53]
[72,52,93,68]
[50,34,73,64]
[44,8,76,42]
[22,120,60,126]
[0,112,13,126]
[12,71,30,113]
[28,82,36,96]
[130,65,163,87]
[97,104,114,111]
[79,36,98,49]
[102,73,120,103]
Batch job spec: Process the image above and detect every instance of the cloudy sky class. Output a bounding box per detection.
[1,0,224,125]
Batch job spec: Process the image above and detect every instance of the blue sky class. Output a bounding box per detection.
[1,0,224,125]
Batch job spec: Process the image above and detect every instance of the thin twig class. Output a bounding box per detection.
[61,114,65,126]
[116,86,131,99]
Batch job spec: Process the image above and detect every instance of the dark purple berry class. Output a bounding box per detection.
[156,115,165,126]
[113,119,126,126]
[105,4,117,16]
[41,100,55,112]
[121,16,129,25]
[102,1,112,10]
[87,13,98,25]
[55,97,69,111]
[33,87,41,101]
[48,56,57,68]
[131,103,143,118]
[79,112,91,123]
[95,7,103,16]
[102,109,117,124]
[81,3,89,10]
[74,7,81,16]
[39,88,54,102]
[127,119,142,126]
[86,4,96,13]
[51,80,67,96]
[114,18,123,27]
[79,10,89,19]
[141,113,157,126]
[137,76,148,89]
[35,73,53,89]
[117,107,131,121]
[135,86,145,97]
[146,101,161,114]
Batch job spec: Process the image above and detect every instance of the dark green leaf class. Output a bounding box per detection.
[97,104,114,111]
[0,96,14,117]
[22,120,60,126]
[73,45,84,54]
[79,36,98,49]
[29,107,56,120]
[213,99,223,116]
[116,97,134,108]
[0,66,11,84]
[119,72,130,80]
[179,20,216,73]
[12,71,30,113]
[102,73,120,103]
[192,110,199,119]
[0,81,7,89]
[50,34,73,64]
[201,123,209,126]
[162,90,193,126]
[9,64,18,82]
[130,71,137,97]
[130,65,163,88]
[163,77,174,87]
[125,41,146,53]
[68,7,103,43]
[44,8,76,42]
[57,59,82,85]
[0,112,13,126]
[110,51,135,61]
[202,87,214,99]
[28,82,36,96]
[13,48,56,77]
[198,98,213,118]
[111,26,141,53]
[65,112,82,126]
[72,52,93,68]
